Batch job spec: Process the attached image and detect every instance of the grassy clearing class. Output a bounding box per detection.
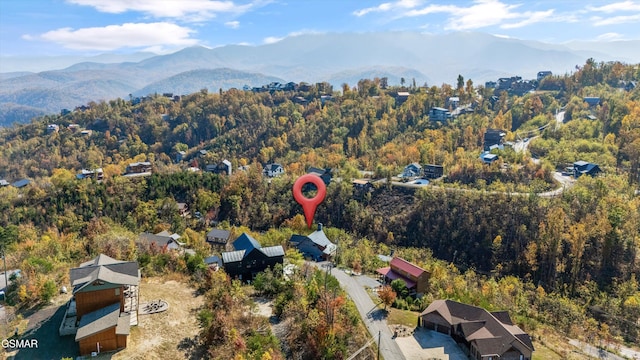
[112,273,204,360]
[386,307,420,328]
[532,342,563,360]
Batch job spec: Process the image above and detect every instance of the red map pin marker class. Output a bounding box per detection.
[293,174,327,229]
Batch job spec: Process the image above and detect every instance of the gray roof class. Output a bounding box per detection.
[207,228,231,241]
[76,303,130,341]
[12,179,31,188]
[222,249,245,263]
[307,230,337,255]
[70,255,140,294]
[0,180,10,186]
[222,159,232,166]
[233,233,261,251]
[260,245,285,257]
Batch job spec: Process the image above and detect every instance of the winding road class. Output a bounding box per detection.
[315,262,406,360]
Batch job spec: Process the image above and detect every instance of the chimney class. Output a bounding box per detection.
[318,223,323,231]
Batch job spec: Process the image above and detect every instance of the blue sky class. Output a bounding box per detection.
[1,0,639,56]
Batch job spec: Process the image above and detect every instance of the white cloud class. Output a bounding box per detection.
[225,20,240,28]
[587,1,640,13]
[66,0,260,21]
[353,0,422,17]
[263,36,284,44]
[596,32,625,41]
[591,13,640,26]
[33,22,199,51]
[501,9,554,29]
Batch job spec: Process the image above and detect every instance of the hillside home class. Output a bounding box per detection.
[177,203,188,217]
[263,163,284,177]
[47,124,60,133]
[481,152,499,164]
[423,164,444,179]
[584,97,601,107]
[420,299,534,360]
[289,223,337,261]
[573,161,601,178]
[0,179,9,187]
[537,71,552,81]
[76,168,104,181]
[68,254,140,355]
[68,124,80,132]
[428,107,452,122]
[308,167,333,185]
[222,233,284,280]
[206,228,231,246]
[447,97,460,109]
[124,162,152,177]
[206,160,232,176]
[483,129,506,151]
[352,179,374,197]
[402,163,422,178]
[12,179,31,188]
[176,151,186,163]
[396,92,410,105]
[376,257,430,295]
[138,231,183,252]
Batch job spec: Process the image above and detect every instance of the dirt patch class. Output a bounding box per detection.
[112,275,204,360]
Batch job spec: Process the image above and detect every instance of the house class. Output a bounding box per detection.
[80,130,92,136]
[573,161,601,178]
[396,92,410,105]
[583,97,601,107]
[177,203,189,217]
[485,81,497,89]
[176,151,186,163]
[12,179,31,188]
[263,163,284,177]
[447,97,460,109]
[68,124,80,132]
[308,167,332,185]
[125,162,152,176]
[68,254,140,355]
[423,164,444,179]
[624,81,636,92]
[289,223,337,261]
[402,163,422,178]
[483,129,506,151]
[376,257,430,295]
[199,149,209,157]
[420,299,534,360]
[537,71,552,82]
[221,233,285,280]
[428,107,452,122]
[206,228,231,245]
[293,96,308,105]
[481,152,499,164]
[47,124,60,133]
[76,168,104,181]
[139,231,183,252]
[352,179,374,197]
[206,160,232,176]
[0,179,9,187]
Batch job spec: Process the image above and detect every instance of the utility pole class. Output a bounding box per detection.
[377,330,381,360]
[1,244,7,299]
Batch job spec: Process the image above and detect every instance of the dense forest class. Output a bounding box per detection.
[1,59,639,353]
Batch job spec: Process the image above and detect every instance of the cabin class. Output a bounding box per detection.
[125,162,152,175]
[481,153,499,164]
[138,231,183,252]
[206,228,231,245]
[583,97,601,107]
[428,107,452,122]
[402,163,422,178]
[423,164,444,179]
[447,96,460,109]
[76,168,104,181]
[289,223,336,261]
[222,233,284,280]
[12,179,31,188]
[352,179,374,197]
[206,160,232,176]
[0,179,9,187]
[484,129,506,151]
[307,167,332,185]
[537,71,552,81]
[573,161,601,178]
[420,300,534,360]
[68,254,140,355]
[376,257,430,295]
[396,92,410,105]
[263,163,284,177]
[47,124,60,133]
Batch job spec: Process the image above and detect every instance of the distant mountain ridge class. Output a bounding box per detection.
[1,31,639,126]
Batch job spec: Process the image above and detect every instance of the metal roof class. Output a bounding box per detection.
[233,233,261,251]
[260,245,285,258]
[222,250,245,263]
[75,303,130,341]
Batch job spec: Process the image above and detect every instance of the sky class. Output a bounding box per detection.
[0,0,639,57]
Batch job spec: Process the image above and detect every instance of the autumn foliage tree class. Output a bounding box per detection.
[378,285,397,310]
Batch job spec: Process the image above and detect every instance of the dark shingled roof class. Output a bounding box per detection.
[70,255,140,293]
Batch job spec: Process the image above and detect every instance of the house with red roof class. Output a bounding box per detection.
[376,257,429,295]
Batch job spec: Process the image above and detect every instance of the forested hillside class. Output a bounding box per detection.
[1,59,639,350]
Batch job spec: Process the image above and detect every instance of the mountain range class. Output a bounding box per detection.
[1,31,639,126]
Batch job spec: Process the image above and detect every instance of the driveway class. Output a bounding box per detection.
[315,262,406,360]
[395,327,468,360]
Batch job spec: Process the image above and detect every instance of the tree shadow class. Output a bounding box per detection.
[13,305,79,360]
[177,335,207,360]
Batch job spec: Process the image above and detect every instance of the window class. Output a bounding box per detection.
[519,356,524,360]
[115,288,120,296]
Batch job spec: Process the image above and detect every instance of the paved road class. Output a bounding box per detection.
[315,262,406,360]
[556,110,566,130]
[569,339,626,360]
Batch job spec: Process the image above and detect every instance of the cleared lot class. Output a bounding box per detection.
[395,327,468,360]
